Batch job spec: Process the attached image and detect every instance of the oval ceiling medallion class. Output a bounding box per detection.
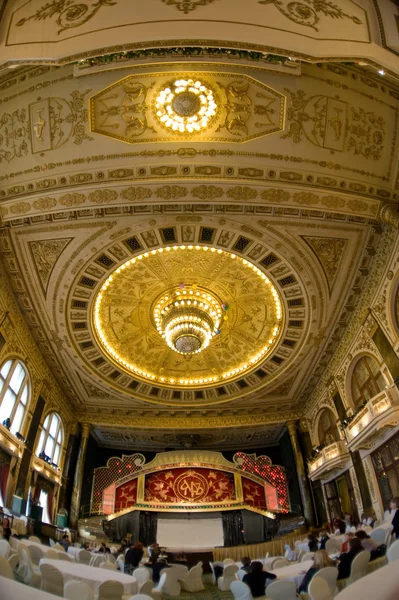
[92,246,284,388]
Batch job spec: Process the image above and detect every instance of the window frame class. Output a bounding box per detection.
[0,358,30,436]
[351,355,386,409]
[36,412,64,466]
[317,408,340,446]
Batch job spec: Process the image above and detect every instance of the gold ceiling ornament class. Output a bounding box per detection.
[93,245,283,388]
[161,0,218,13]
[155,78,217,134]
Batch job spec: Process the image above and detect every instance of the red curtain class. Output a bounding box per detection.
[0,464,10,506]
[47,489,54,524]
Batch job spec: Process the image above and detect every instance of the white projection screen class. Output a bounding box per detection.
[157,516,224,549]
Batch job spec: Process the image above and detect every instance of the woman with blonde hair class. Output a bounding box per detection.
[299,550,335,593]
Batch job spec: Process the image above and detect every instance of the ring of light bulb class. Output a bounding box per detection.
[154,285,223,355]
[93,245,284,387]
[155,79,217,134]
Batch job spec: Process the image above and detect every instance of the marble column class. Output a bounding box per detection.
[70,423,91,530]
[287,420,315,525]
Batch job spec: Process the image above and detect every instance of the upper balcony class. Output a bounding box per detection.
[344,388,399,452]
[308,440,350,481]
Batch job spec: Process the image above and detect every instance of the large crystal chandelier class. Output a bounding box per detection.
[154,285,223,355]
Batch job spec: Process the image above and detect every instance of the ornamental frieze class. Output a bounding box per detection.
[89,72,285,144]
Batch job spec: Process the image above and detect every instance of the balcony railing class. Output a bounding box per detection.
[32,455,62,484]
[345,388,399,450]
[308,440,350,481]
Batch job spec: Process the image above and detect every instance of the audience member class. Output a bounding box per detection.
[319,530,330,550]
[308,533,319,552]
[355,530,378,553]
[333,516,346,534]
[149,557,169,583]
[80,542,90,550]
[125,541,144,574]
[60,534,70,551]
[344,513,352,532]
[243,561,276,598]
[341,532,354,553]
[337,537,363,580]
[361,512,376,528]
[390,497,399,539]
[299,550,335,593]
[148,542,161,563]
[240,556,251,574]
[2,517,12,541]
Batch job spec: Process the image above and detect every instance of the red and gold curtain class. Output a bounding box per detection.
[115,478,138,512]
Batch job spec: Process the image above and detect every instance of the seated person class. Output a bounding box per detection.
[2,518,12,541]
[148,542,161,563]
[243,561,276,598]
[60,534,70,551]
[319,530,330,550]
[337,537,363,580]
[299,550,335,594]
[361,512,376,528]
[240,556,251,574]
[390,497,399,539]
[333,516,346,534]
[341,532,354,553]
[125,541,144,574]
[355,530,378,551]
[308,533,319,552]
[149,558,169,583]
[80,542,90,550]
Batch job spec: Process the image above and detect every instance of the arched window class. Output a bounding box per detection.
[0,359,30,436]
[317,408,340,446]
[36,413,63,466]
[351,356,386,409]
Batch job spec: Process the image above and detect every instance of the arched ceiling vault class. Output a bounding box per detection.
[0,0,398,448]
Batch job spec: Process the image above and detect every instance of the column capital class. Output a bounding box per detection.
[379,203,399,229]
[80,423,91,439]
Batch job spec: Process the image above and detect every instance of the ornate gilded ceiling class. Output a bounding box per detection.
[0,6,398,441]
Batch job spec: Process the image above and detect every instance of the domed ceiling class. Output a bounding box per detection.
[0,0,398,449]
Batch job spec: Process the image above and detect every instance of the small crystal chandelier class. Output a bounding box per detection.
[154,285,223,355]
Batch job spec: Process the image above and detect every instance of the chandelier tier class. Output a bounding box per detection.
[154,285,223,355]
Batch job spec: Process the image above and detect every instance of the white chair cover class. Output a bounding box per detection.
[284,544,294,561]
[27,544,44,566]
[218,563,239,591]
[266,579,297,600]
[236,568,247,581]
[0,540,10,558]
[369,528,386,546]
[0,556,14,579]
[28,536,41,543]
[271,558,290,569]
[133,567,150,585]
[138,579,154,595]
[98,579,124,600]
[64,579,94,600]
[19,548,41,587]
[100,562,117,570]
[181,564,205,592]
[387,539,399,562]
[230,580,253,600]
[126,595,153,600]
[78,549,92,565]
[313,566,338,595]
[223,558,235,565]
[160,568,181,596]
[309,576,334,600]
[325,538,340,555]
[350,550,370,583]
[301,552,315,563]
[8,552,19,572]
[169,563,188,579]
[39,562,64,595]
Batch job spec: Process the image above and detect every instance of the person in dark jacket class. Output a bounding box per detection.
[125,541,144,574]
[299,550,335,594]
[240,556,251,574]
[308,533,319,552]
[337,537,363,580]
[390,497,399,539]
[319,530,330,550]
[243,561,276,598]
[149,558,169,583]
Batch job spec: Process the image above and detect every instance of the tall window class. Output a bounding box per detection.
[36,413,63,466]
[351,356,386,409]
[318,409,340,446]
[0,359,29,436]
[371,431,399,508]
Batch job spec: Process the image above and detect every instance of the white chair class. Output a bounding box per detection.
[127,596,153,600]
[313,566,338,595]
[349,550,370,583]
[230,580,253,600]
[100,562,118,570]
[98,580,124,600]
[236,568,247,581]
[223,558,235,565]
[64,579,94,600]
[170,563,188,579]
[387,539,399,562]
[90,554,107,567]
[0,555,14,579]
[47,549,60,559]
[152,571,167,600]
[265,579,297,599]
[325,538,340,555]
[133,566,150,586]
[309,576,334,600]
[49,538,56,547]
[385,529,394,548]
[271,557,290,569]
[159,568,181,596]
[218,563,239,591]
[106,553,116,563]
[8,552,19,572]
[16,543,29,580]
[0,539,10,558]
[28,543,44,566]
[54,543,65,552]
[301,552,315,562]
[117,556,125,572]
[40,562,63,595]
[29,536,41,543]
[297,550,305,562]
[294,540,302,550]
[79,549,92,564]
[19,548,41,587]
[57,552,74,562]
[369,528,386,546]
[209,561,223,584]
[181,564,205,592]
[138,579,154,595]
[284,544,294,561]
